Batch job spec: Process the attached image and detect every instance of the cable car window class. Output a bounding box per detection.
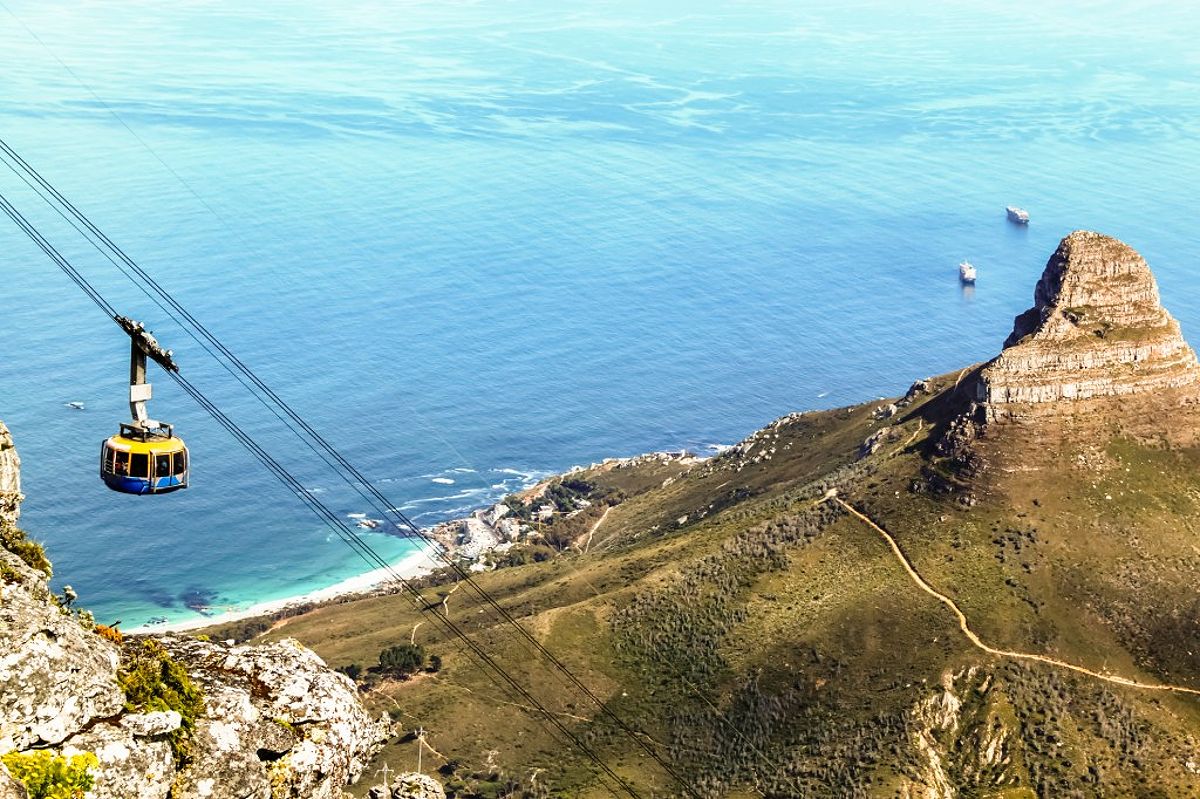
[174,450,187,475]
[114,451,130,475]
[101,445,112,474]
[130,453,148,478]
[155,454,171,478]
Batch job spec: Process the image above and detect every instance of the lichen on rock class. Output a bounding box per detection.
[162,635,391,799]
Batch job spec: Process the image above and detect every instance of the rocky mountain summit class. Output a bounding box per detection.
[976,230,1200,418]
[0,423,390,798]
[131,230,1200,797]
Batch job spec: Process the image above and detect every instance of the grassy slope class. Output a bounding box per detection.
[212,373,1200,798]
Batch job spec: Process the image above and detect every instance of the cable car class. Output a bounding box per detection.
[100,422,188,494]
[100,317,189,495]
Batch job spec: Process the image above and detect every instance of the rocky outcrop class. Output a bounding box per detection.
[163,636,391,799]
[0,534,125,755]
[0,422,389,798]
[977,231,1200,418]
[0,423,21,527]
[368,772,446,799]
[898,670,1020,799]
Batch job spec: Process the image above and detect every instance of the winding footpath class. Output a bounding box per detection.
[826,490,1200,697]
[580,505,612,554]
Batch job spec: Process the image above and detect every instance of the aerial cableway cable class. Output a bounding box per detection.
[0,192,114,317]
[0,138,706,799]
[167,371,641,799]
[0,186,643,799]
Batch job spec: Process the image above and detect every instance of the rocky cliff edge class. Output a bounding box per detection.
[0,422,389,798]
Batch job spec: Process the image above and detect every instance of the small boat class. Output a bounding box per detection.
[65,401,85,410]
[1006,206,1030,225]
[959,260,977,284]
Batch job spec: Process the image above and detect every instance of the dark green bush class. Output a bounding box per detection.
[336,663,363,681]
[378,643,425,675]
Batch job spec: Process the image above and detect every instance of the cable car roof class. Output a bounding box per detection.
[104,435,187,455]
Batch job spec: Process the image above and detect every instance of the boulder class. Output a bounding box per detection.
[902,378,932,403]
[59,724,173,799]
[0,552,125,752]
[161,636,390,799]
[873,403,898,420]
[389,772,446,799]
[860,427,892,459]
[119,711,182,738]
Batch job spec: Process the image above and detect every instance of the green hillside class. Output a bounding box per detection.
[207,366,1200,798]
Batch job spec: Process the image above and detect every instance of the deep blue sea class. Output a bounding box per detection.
[2,0,1199,627]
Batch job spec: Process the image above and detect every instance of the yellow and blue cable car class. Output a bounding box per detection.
[100,317,189,495]
[100,422,188,495]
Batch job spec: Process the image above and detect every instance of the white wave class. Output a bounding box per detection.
[398,487,493,509]
[431,477,455,485]
[130,543,441,634]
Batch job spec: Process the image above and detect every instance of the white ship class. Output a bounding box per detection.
[959,260,977,284]
[1006,206,1030,224]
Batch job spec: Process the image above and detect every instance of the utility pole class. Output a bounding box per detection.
[374,762,392,791]
[415,727,427,773]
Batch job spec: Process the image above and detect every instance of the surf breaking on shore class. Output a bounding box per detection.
[129,543,440,634]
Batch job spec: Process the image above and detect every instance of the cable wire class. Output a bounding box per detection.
[0,189,640,799]
[0,136,704,799]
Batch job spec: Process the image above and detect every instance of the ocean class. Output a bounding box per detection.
[1,0,1198,627]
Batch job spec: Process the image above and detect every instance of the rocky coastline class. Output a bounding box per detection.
[173,449,708,641]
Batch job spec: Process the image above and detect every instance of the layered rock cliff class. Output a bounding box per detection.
[0,423,389,798]
[976,231,1200,418]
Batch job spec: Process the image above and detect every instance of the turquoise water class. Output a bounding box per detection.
[1,1,1199,626]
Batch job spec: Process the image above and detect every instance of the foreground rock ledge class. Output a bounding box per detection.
[0,422,389,798]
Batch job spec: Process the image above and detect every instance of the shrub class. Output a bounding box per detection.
[0,561,20,584]
[118,639,204,764]
[427,654,443,673]
[0,525,50,576]
[379,643,425,676]
[1,750,97,799]
[336,663,363,681]
[94,624,123,645]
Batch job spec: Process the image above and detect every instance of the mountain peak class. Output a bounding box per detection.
[977,231,1199,417]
